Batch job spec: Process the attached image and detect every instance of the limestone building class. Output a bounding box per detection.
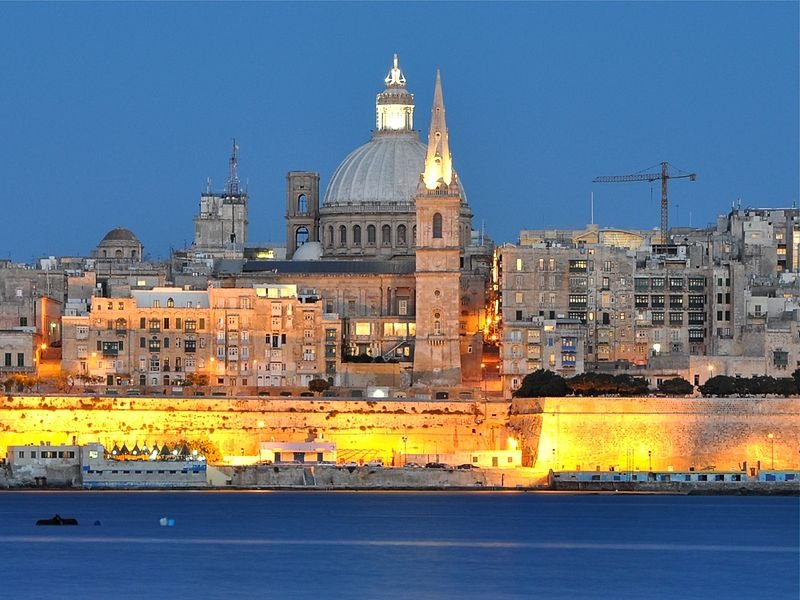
[61,285,333,392]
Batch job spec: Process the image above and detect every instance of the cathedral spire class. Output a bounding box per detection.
[422,69,454,190]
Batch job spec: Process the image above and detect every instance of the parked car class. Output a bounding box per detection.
[404,462,423,469]
[457,463,478,470]
[425,462,449,469]
[342,461,359,468]
[365,459,384,468]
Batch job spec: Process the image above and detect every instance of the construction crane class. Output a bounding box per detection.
[593,162,696,246]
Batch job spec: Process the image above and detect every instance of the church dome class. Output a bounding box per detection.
[100,227,139,243]
[292,241,323,261]
[323,132,426,208]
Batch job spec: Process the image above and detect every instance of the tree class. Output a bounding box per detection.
[513,369,569,398]
[698,375,737,397]
[185,372,208,387]
[658,377,694,396]
[308,378,330,395]
[613,374,651,396]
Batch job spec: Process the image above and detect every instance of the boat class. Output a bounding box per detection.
[36,514,78,526]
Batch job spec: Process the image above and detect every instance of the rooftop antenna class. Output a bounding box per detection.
[205,177,213,194]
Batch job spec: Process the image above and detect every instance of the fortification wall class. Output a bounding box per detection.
[511,397,800,472]
[0,395,510,464]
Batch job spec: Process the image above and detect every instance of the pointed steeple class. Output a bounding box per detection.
[226,139,240,196]
[422,69,455,191]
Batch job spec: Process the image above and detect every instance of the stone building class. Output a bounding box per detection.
[61,284,333,392]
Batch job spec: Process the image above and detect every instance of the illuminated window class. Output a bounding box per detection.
[516,258,523,272]
[355,322,371,336]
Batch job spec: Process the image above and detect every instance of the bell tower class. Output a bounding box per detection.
[412,70,462,386]
[286,171,320,259]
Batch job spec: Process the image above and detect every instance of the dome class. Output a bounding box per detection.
[292,241,323,261]
[100,227,139,243]
[323,132,427,208]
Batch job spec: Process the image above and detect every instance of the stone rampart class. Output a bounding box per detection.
[511,396,800,472]
[0,395,510,463]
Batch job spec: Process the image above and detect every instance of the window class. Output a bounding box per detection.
[367,225,376,245]
[17,353,24,367]
[569,260,588,272]
[382,224,391,245]
[398,299,408,316]
[353,225,361,246]
[185,339,196,353]
[397,224,407,246]
[339,225,347,246]
[326,226,334,247]
[432,213,443,238]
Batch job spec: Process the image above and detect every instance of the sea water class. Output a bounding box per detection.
[0,491,797,599]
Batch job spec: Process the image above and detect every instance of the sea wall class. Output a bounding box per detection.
[0,395,512,464]
[511,397,800,472]
[2,395,797,476]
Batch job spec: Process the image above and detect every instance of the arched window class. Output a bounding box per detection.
[339,225,347,246]
[382,224,391,245]
[175,357,182,372]
[433,311,442,335]
[432,213,443,239]
[412,225,417,246]
[298,193,307,214]
[326,226,334,247]
[397,224,407,246]
[115,249,123,258]
[131,250,138,259]
[296,226,309,248]
[139,374,146,386]
[367,225,376,245]
[353,225,361,246]
[167,298,174,308]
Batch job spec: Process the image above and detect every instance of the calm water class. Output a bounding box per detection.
[0,491,797,599]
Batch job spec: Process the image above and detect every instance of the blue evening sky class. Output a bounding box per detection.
[0,2,797,262]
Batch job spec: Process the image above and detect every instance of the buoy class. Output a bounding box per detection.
[159,517,175,527]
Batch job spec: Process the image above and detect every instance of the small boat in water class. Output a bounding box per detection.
[36,514,78,526]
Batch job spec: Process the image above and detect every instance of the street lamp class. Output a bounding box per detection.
[480,362,487,399]
[401,434,408,466]
[767,433,775,469]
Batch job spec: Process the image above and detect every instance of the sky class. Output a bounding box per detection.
[0,2,797,262]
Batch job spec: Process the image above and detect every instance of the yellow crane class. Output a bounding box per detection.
[593,161,696,246]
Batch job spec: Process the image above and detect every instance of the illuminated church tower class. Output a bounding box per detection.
[412,70,463,386]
